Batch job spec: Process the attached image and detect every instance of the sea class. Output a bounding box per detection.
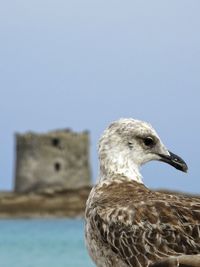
[0,219,95,267]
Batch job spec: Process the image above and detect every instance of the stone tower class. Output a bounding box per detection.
[14,129,91,192]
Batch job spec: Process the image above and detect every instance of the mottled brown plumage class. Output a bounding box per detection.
[86,178,200,266]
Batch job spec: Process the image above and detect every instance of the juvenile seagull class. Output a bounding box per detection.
[85,118,200,267]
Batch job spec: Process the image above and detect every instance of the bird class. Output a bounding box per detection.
[85,118,200,267]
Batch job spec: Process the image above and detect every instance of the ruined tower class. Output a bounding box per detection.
[14,129,91,192]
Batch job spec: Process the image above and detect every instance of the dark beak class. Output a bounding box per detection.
[158,151,188,172]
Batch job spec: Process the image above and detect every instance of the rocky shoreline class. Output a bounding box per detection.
[0,186,92,218]
[1,186,198,219]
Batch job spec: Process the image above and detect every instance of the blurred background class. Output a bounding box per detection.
[0,0,200,266]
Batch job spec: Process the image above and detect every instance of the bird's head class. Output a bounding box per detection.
[98,118,188,182]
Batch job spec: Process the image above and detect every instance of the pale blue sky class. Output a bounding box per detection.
[0,1,200,192]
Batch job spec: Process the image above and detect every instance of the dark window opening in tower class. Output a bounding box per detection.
[52,137,60,147]
[54,162,61,172]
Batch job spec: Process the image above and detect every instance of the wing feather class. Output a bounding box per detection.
[91,185,200,267]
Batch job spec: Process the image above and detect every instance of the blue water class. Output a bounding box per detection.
[0,219,95,267]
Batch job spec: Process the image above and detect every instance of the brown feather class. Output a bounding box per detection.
[86,179,200,267]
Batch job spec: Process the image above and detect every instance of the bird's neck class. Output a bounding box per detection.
[99,153,143,184]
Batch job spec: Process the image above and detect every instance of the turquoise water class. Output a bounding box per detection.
[0,219,95,267]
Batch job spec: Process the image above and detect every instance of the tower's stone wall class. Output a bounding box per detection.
[14,129,91,192]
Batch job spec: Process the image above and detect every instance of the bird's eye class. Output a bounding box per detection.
[143,137,155,147]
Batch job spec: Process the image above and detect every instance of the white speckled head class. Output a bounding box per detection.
[98,118,175,183]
